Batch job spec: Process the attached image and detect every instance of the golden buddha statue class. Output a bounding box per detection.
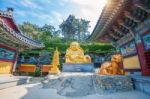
[65,42,91,63]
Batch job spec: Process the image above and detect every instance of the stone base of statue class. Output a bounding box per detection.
[43,73,133,97]
[62,63,94,72]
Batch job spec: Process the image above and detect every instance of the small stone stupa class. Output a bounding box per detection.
[49,47,60,74]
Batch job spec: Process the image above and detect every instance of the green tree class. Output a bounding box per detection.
[19,22,41,40]
[77,19,90,41]
[59,15,90,41]
[39,24,54,37]
[19,22,62,48]
[60,15,78,40]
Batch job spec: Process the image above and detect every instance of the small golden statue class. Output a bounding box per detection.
[98,54,125,75]
[49,47,60,74]
[65,42,91,63]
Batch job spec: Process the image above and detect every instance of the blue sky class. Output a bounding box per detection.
[0,0,107,33]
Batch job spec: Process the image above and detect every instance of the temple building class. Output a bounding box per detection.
[89,0,150,76]
[0,8,44,74]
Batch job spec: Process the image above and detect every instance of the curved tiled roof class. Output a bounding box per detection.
[89,0,128,41]
[0,9,44,48]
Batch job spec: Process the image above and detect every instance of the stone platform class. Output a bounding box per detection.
[0,74,31,90]
[132,75,150,94]
[62,63,94,72]
[42,73,133,97]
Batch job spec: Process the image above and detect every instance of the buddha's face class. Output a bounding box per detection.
[70,42,80,51]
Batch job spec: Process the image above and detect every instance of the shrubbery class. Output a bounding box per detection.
[21,42,115,56]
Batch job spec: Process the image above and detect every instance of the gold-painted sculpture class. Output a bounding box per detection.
[49,47,60,74]
[65,42,91,63]
[98,54,125,75]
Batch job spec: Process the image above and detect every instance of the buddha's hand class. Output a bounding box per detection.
[77,55,84,59]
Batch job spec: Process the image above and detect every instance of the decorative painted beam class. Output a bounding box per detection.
[112,26,124,36]
[117,19,135,37]
[134,3,150,13]
[119,22,130,31]
[106,33,114,41]
[115,33,133,47]
[119,20,137,35]
[108,34,118,41]
[117,19,130,33]
[124,11,140,23]
[108,31,119,40]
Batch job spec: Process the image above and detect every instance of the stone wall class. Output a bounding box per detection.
[132,75,150,95]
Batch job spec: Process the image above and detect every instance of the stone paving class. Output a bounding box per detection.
[0,73,150,99]
[0,76,149,99]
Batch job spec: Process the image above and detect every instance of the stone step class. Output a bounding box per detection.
[0,75,31,90]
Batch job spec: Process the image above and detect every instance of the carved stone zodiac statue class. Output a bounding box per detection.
[98,54,125,75]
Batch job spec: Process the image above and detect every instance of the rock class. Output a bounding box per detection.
[57,75,95,97]
[42,73,133,97]
[94,75,133,94]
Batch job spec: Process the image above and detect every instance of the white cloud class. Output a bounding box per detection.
[9,0,107,33]
[70,0,107,33]
[32,12,51,20]
[59,0,69,6]
[29,11,55,26]
[9,0,18,5]
[37,0,52,6]
[44,0,52,4]
[51,11,63,23]
[59,2,65,6]
[20,0,36,8]
[19,0,43,10]
[15,10,26,16]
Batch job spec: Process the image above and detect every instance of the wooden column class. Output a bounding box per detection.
[134,26,150,76]
[11,50,19,73]
[135,42,147,75]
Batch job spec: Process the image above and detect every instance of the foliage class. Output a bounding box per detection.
[59,15,90,41]
[60,15,77,40]
[39,24,55,34]
[34,67,41,77]
[27,68,41,77]
[21,42,115,56]
[18,16,115,56]
[19,22,41,40]
[19,22,60,48]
